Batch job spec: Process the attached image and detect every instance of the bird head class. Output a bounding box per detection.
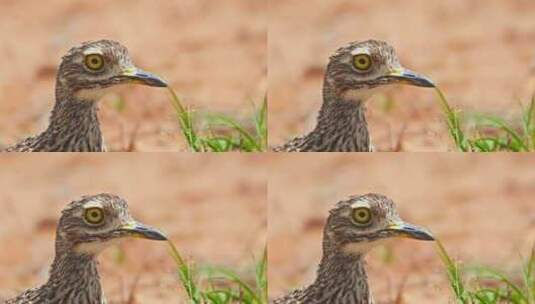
[57,40,167,101]
[326,40,435,102]
[324,193,434,256]
[56,193,167,256]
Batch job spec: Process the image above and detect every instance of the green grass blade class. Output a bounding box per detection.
[255,248,268,303]
[198,265,260,303]
[167,88,203,152]
[167,240,202,303]
[432,88,535,152]
[434,88,470,151]
[472,288,501,304]
[168,242,266,303]
[471,113,528,151]
[254,97,268,151]
[167,87,266,152]
[206,114,261,151]
[436,240,470,303]
[203,137,234,152]
[471,138,499,152]
[469,266,527,303]
[521,96,535,150]
[522,247,535,304]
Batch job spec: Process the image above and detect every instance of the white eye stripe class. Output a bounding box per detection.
[83,47,104,56]
[84,201,104,209]
[350,199,371,209]
[350,48,371,56]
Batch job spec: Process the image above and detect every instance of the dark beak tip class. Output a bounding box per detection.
[413,228,435,241]
[419,79,436,88]
[142,75,168,88]
[126,224,168,241]
[395,70,436,88]
[406,75,436,88]
[154,231,168,241]
[155,80,168,88]
[130,70,168,87]
[396,224,435,241]
[418,233,435,241]
[142,228,168,241]
[152,235,168,241]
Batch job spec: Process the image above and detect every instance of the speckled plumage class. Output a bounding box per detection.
[5,193,167,304]
[273,193,434,304]
[4,40,167,152]
[274,40,435,152]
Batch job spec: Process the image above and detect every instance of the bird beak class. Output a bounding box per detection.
[384,221,434,241]
[120,68,168,87]
[119,221,168,241]
[385,68,435,88]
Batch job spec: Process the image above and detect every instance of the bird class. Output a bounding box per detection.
[5,193,167,304]
[274,40,435,152]
[273,193,434,304]
[3,40,167,152]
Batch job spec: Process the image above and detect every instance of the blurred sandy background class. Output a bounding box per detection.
[0,154,266,303]
[269,154,535,302]
[0,0,266,151]
[269,0,535,151]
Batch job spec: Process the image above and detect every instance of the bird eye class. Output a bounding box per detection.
[84,207,105,225]
[84,54,105,71]
[352,54,372,71]
[352,207,372,226]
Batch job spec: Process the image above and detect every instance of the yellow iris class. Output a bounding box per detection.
[352,207,372,225]
[84,207,105,225]
[84,54,105,71]
[352,54,372,71]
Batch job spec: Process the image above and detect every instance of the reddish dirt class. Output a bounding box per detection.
[0,0,266,151]
[0,155,266,303]
[268,154,535,303]
[269,0,535,151]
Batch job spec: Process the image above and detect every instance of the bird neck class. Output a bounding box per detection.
[42,250,104,303]
[38,83,104,151]
[306,79,371,151]
[305,250,372,304]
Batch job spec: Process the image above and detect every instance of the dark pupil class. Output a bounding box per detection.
[90,211,99,219]
[358,211,367,219]
[359,59,367,65]
[91,58,99,65]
